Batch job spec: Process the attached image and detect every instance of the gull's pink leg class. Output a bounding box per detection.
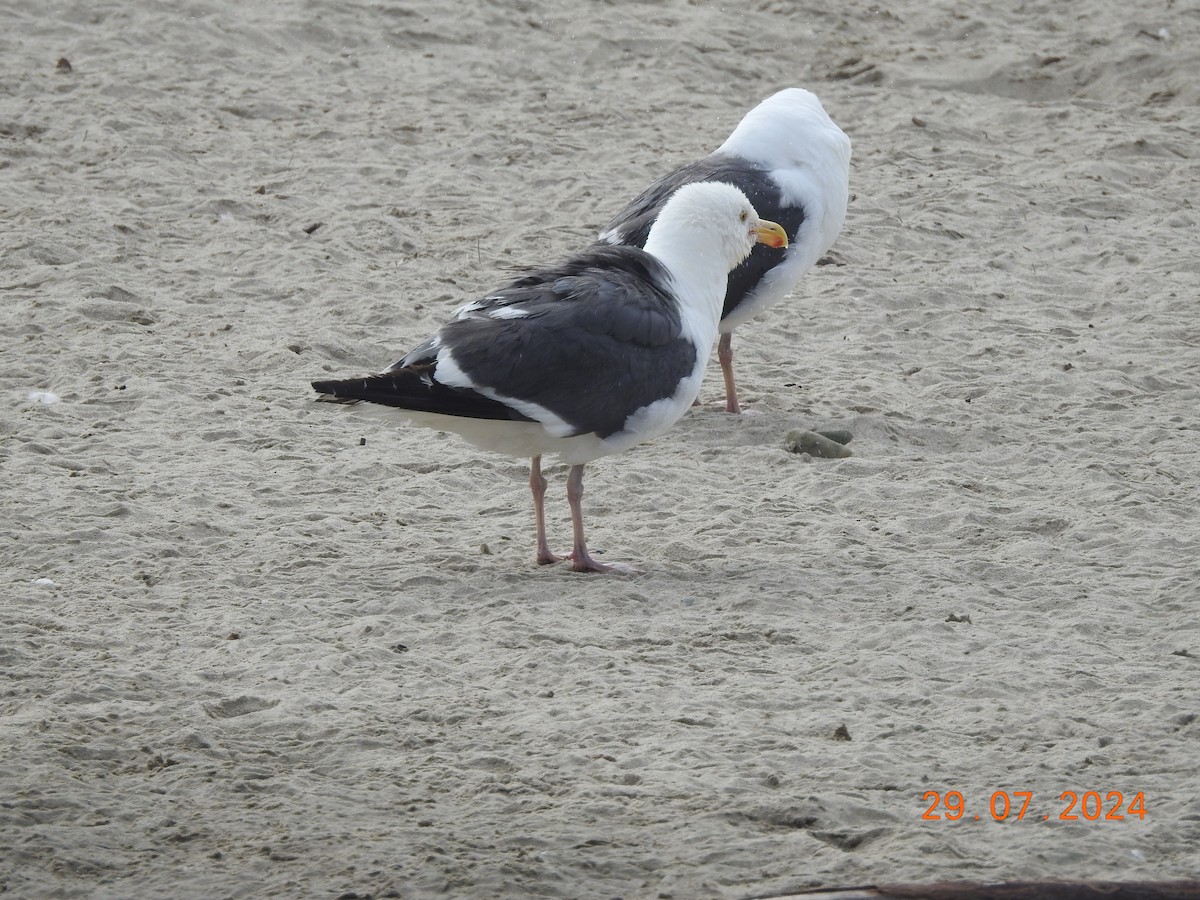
[529,456,561,565]
[565,464,637,574]
[718,331,741,414]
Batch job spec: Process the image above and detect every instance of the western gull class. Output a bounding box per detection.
[312,181,788,573]
[599,88,851,413]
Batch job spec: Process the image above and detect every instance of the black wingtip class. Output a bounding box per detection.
[310,372,536,423]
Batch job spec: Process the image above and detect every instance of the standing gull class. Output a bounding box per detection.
[599,88,851,413]
[312,182,787,573]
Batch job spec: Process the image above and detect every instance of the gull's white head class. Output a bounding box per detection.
[645,181,788,274]
[717,87,852,174]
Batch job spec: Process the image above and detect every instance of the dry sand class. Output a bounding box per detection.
[3,0,1199,897]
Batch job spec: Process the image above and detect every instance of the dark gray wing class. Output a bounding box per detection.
[432,244,697,439]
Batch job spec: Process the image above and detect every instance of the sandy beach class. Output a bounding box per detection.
[3,0,1198,896]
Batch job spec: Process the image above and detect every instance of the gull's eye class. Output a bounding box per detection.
[738,210,748,222]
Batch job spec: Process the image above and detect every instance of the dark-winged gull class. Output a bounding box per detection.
[599,88,851,413]
[313,181,788,573]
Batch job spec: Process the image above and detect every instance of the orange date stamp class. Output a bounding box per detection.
[922,790,1147,822]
